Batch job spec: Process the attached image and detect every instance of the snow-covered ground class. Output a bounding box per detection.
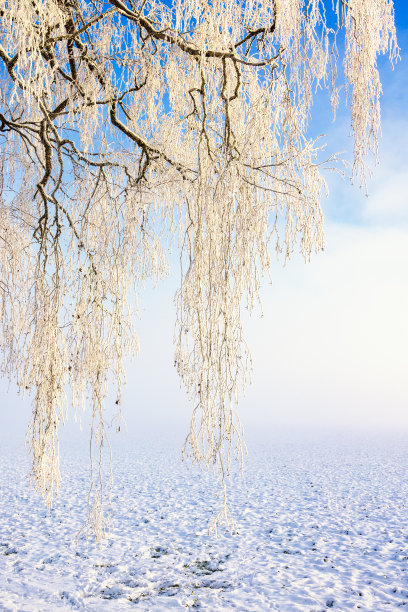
[1,433,408,611]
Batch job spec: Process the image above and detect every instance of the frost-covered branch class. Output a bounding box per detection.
[0,0,398,538]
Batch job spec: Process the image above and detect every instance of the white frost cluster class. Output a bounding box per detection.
[0,0,398,537]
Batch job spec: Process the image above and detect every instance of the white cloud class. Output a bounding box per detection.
[361,120,408,225]
[241,222,408,434]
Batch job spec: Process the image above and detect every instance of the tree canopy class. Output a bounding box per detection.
[0,0,398,538]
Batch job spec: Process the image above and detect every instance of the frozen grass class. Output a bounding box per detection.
[1,434,408,610]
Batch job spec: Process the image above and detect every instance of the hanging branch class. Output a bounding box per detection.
[0,0,399,539]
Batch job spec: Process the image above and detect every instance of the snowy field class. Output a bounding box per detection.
[1,433,408,611]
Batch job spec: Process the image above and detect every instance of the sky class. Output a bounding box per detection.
[1,1,407,449]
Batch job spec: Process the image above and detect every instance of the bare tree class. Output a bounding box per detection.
[0,0,398,538]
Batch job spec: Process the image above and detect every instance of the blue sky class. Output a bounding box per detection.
[1,1,407,448]
[123,0,408,440]
[240,0,408,437]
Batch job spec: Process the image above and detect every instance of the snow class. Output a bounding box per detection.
[1,434,408,610]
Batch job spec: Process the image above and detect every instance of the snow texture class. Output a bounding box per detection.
[1,435,408,610]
